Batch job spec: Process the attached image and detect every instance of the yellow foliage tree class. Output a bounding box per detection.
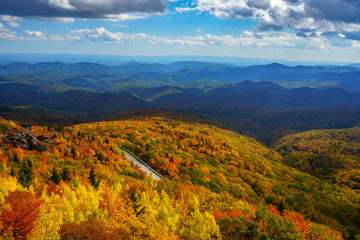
[178,196,221,240]
[28,202,63,240]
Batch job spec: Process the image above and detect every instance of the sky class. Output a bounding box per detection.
[0,0,360,63]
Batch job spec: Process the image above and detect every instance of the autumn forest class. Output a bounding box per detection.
[0,116,359,239]
[2,0,360,238]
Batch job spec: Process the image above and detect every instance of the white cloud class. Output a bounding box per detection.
[56,27,360,50]
[0,23,10,32]
[33,17,75,22]
[176,0,360,36]
[175,6,199,13]
[67,27,147,42]
[0,21,16,40]
[147,30,342,50]
[7,22,20,28]
[338,33,346,38]
[147,35,206,46]
[68,27,126,42]
[0,15,22,22]
[0,31,16,40]
[105,12,164,21]
[48,34,66,41]
[111,23,129,28]
[2,26,358,50]
[0,14,22,28]
[23,30,47,40]
[353,40,360,48]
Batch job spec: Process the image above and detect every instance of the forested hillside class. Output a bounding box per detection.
[275,127,360,189]
[0,117,359,239]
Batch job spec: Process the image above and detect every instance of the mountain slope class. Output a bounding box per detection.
[153,86,360,110]
[74,118,360,236]
[0,87,148,114]
[275,127,360,189]
[0,117,355,239]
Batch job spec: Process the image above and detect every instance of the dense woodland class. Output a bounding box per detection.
[275,128,360,189]
[0,117,359,239]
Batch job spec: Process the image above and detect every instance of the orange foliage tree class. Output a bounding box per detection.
[0,190,43,239]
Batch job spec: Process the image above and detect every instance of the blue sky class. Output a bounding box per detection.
[0,0,360,63]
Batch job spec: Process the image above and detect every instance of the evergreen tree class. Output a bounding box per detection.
[130,192,145,217]
[88,165,100,188]
[50,168,61,185]
[71,147,76,158]
[12,152,20,163]
[19,159,34,188]
[10,167,16,176]
[61,167,70,181]
[96,152,108,164]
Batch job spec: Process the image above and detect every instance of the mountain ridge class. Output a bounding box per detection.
[1,61,360,91]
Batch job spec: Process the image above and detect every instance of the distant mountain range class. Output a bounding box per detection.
[152,82,360,110]
[1,60,360,115]
[2,53,356,66]
[1,61,360,92]
[1,80,360,114]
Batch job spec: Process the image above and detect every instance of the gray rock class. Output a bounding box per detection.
[8,132,51,151]
[9,132,36,150]
[21,124,32,130]
[37,135,51,144]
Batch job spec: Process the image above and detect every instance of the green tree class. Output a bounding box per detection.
[19,159,34,188]
[61,167,70,182]
[50,168,61,185]
[71,147,76,158]
[88,165,100,189]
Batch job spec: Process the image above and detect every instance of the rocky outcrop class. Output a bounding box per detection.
[8,132,51,152]
[20,123,32,130]
[37,135,51,144]
[9,132,36,150]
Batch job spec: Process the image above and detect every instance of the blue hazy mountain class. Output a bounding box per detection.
[2,53,356,66]
[1,61,360,91]
[1,61,360,115]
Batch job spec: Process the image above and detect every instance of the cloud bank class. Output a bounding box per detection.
[0,0,167,20]
[177,0,360,38]
[1,26,358,51]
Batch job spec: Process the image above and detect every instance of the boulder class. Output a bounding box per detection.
[9,132,51,152]
[37,135,51,144]
[9,132,37,150]
[21,123,32,130]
